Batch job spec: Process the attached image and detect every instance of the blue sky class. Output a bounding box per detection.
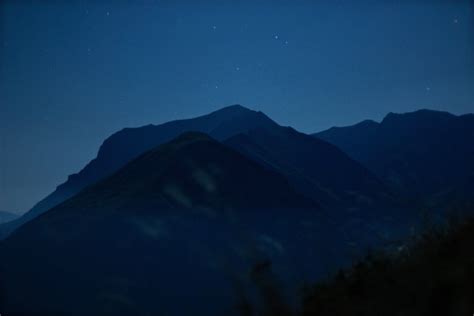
[1,0,473,212]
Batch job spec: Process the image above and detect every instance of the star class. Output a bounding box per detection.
[236,67,240,71]
[426,87,431,92]
[453,18,458,24]
[285,40,289,45]
[274,35,279,40]
[212,25,217,30]
[106,11,110,16]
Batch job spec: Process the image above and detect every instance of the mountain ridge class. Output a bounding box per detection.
[314,108,474,201]
[1,104,389,239]
[1,131,324,315]
[0,105,279,238]
[225,125,394,210]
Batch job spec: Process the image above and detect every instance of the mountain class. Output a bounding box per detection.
[0,105,397,239]
[314,110,474,202]
[224,126,394,210]
[0,105,278,238]
[0,132,325,316]
[0,211,18,224]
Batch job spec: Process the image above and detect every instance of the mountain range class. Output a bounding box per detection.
[0,105,392,239]
[225,126,394,209]
[0,132,350,316]
[314,110,474,206]
[1,105,473,315]
[0,105,277,238]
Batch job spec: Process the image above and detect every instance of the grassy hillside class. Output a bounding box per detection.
[239,209,474,316]
[300,214,474,316]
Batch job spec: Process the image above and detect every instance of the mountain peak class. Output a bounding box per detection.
[45,132,318,215]
[167,131,214,144]
[207,104,254,116]
[219,104,249,111]
[146,131,216,155]
[205,105,277,124]
[0,104,282,239]
[382,109,456,124]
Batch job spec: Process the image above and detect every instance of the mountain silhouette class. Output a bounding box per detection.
[1,132,324,316]
[0,105,393,239]
[225,126,394,209]
[314,109,474,202]
[0,105,278,238]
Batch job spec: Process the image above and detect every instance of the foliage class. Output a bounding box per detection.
[300,215,474,316]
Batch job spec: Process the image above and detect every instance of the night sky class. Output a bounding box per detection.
[1,0,473,213]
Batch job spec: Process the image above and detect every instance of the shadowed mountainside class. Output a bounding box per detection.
[0,132,325,316]
[0,105,278,238]
[2,108,473,315]
[225,126,394,210]
[0,105,395,239]
[314,110,474,202]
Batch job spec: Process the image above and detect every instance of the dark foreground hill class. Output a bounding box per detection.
[0,132,327,316]
[314,110,474,203]
[301,215,474,316]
